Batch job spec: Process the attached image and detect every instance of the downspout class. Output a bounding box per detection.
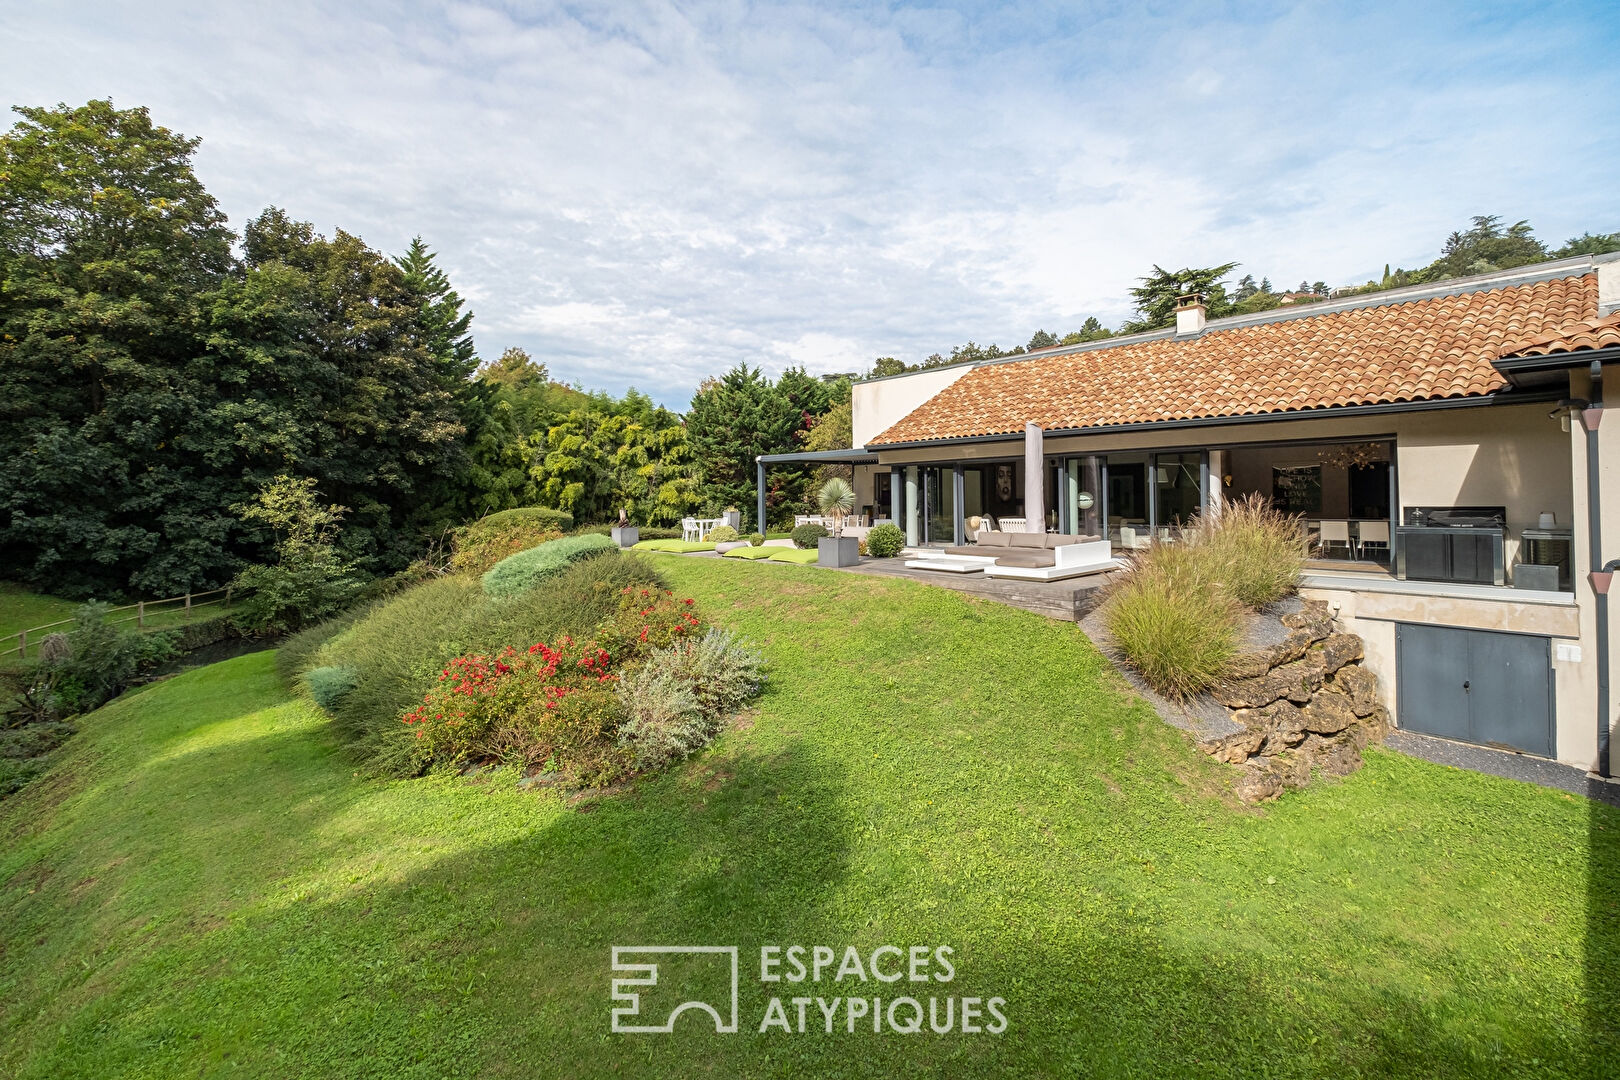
[1583,360,1610,777]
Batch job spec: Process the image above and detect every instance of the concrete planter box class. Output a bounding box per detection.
[723,510,742,531]
[817,536,861,567]
[611,526,639,548]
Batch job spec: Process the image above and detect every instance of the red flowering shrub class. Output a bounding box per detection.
[403,635,631,785]
[398,588,719,787]
[593,587,706,661]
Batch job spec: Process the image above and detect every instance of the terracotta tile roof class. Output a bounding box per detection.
[1497,310,1620,358]
[870,273,1599,445]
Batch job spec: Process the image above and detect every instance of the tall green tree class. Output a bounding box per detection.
[686,365,799,530]
[0,100,236,595]
[1121,262,1240,333]
[205,208,470,572]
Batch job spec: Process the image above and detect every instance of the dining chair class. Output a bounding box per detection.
[681,517,699,543]
[1318,520,1351,559]
[1356,519,1390,561]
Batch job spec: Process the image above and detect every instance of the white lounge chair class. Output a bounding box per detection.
[984,539,1122,582]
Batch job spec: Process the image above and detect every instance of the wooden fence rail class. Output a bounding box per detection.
[0,587,239,661]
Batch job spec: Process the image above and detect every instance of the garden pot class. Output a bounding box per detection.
[817,536,860,568]
[611,526,639,548]
[715,541,749,554]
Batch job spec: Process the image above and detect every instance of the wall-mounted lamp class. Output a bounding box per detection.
[1550,398,1593,433]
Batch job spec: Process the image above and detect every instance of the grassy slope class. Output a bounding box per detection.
[0,584,78,640]
[0,558,1615,1078]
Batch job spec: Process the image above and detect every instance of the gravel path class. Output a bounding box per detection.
[1385,730,1620,807]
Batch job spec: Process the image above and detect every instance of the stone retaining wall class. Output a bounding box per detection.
[1198,599,1388,804]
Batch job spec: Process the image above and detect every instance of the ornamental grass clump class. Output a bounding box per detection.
[616,628,764,771]
[1102,540,1242,700]
[482,533,617,598]
[1195,494,1307,610]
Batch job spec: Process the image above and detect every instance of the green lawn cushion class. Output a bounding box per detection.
[722,547,776,559]
[631,539,715,553]
[766,548,820,565]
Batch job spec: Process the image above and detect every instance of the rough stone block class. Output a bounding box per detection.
[1300,689,1358,735]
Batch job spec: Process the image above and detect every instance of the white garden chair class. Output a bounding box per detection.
[681,517,700,543]
[1318,520,1352,559]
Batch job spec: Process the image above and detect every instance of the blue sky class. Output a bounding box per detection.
[3,1,1616,407]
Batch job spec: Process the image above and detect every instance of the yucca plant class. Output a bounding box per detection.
[817,477,856,536]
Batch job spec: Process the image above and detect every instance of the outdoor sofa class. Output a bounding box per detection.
[905,531,1122,582]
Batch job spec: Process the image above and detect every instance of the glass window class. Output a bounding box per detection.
[1272,465,1323,515]
[1155,453,1204,527]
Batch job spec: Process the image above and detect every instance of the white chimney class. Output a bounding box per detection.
[1175,292,1207,336]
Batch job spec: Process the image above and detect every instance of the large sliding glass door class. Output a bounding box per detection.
[1153,452,1204,532]
[923,466,956,545]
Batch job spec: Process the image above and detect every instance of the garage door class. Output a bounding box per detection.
[1396,624,1554,757]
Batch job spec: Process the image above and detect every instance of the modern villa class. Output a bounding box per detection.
[757,253,1620,776]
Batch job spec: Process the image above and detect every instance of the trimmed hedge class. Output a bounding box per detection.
[790,523,829,549]
[482,534,617,598]
[476,506,574,532]
[865,523,905,558]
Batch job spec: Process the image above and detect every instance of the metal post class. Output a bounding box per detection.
[18,629,25,661]
[952,465,965,546]
[137,600,145,629]
[755,458,767,536]
[1023,423,1044,532]
[185,592,192,623]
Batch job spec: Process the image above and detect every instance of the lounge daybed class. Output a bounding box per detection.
[905,531,1122,581]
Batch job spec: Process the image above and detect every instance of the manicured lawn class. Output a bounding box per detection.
[1,558,1616,1077]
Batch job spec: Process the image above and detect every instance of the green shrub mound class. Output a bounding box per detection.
[482,534,617,598]
[746,533,764,546]
[706,524,739,543]
[299,554,666,776]
[790,523,829,548]
[864,522,905,558]
[304,665,358,711]
[451,507,575,573]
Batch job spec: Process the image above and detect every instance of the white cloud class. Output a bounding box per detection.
[1,1,1615,408]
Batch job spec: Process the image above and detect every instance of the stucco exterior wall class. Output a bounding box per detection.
[851,366,975,448]
[869,397,1612,767]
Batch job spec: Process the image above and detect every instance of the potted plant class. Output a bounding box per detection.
[610,508,638,548]
[815,478,859,567]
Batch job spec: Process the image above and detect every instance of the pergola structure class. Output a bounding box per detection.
[754,448,880,531]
